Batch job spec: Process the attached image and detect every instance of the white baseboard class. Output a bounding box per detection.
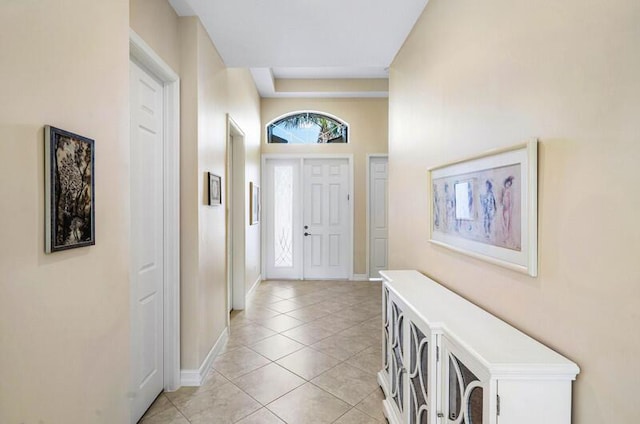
[350,274,369,281]
[247,274,262,298]
[180,327,229,387]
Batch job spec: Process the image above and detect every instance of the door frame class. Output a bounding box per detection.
[226,115,247,312]
[261,153,354,280]
[366,154,388,280]
[129,30,181,393]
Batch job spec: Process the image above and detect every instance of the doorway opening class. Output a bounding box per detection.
[226,115,246,316]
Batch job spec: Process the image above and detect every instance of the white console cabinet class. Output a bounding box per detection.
[378,270,579,424]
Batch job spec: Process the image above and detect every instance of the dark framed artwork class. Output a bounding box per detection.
[208,172,222,206]
[44,125,95,253]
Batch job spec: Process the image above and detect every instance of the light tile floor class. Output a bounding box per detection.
[139,279,386,424]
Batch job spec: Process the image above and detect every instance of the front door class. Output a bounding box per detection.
[264,157,351,280]
[303,159,350,279]
[130,59,164,423]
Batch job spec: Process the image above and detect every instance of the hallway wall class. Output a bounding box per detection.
[388,0,640,422]
[0,1,261,422]
[178,17,262,368]
[0,0,131,422]
[261,98,388,276]
[131,4,262,371]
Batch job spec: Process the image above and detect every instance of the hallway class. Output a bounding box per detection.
[140,280,385,424]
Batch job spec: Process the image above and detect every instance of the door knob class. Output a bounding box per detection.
[304,225,309,229]
[304,232,312,236]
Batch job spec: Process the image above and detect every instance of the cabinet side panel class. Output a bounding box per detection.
[499,380,572,424]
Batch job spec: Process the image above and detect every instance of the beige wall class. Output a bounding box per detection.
[262,98,388,275]
[0,0,131,423]
[0,2,262,422]
[179,18,262,368]
[130,0,180,73]
[388,0,640,422]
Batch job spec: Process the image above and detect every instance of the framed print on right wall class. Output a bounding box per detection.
[428,140,538,276]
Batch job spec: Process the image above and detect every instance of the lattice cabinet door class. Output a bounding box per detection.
[382,286,391,382]
[439,337,491,424]
[389,295,406,416]
[403,309,439,424]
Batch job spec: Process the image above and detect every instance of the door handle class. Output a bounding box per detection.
[304,232,312,236]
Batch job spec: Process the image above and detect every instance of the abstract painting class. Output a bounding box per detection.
[45,126,95,252]
[429,141,538,276]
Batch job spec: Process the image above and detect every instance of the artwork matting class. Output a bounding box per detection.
[428,141,538,276]
[45,125,95,253]
[208,172,222,206]
[250,182,260,225]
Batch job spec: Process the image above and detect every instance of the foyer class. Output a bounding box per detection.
[140,280,384,423]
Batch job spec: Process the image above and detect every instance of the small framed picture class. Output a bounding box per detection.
[250,182,260,225]
[45,125,95,253]
[208,172,222,206]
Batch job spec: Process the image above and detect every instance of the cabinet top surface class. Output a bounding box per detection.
[381,270,579,379]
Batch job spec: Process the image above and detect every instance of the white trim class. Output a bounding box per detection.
[129,29,181,393]
[180,328,229,387]
[247,275,262,298]
[365,154,388,279]
[226,115,247,310]
[350,274,369,281]
[261,153,354,280]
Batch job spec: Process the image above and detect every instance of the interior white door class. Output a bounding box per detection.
[265,159,302,279]
[303,159,351,279]
[130,60,164,423]
[369,156,388,278]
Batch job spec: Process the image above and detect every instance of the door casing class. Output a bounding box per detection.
[129,30,181,418]
[226,115,247,312]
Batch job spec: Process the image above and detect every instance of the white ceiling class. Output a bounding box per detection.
[169,0,429,97]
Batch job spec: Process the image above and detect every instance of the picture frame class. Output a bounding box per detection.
[250,182,260,225]
[208,172,222,206]
[428,140,538,276]
[44,125,95,253]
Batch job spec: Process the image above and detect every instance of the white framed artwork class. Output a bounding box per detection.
[428,141,538,276]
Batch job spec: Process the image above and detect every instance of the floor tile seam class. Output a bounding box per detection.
[245,340,306,361]
[352,389,385,421]
[141,403,192,424]
[262,317,308,333]
[138,393,170,420]
[306,379,356,407]
[214,353,273,381]
[233,372,307,410]
[344,359,383,377]
[226,330,278,347]
[328,405,356,424]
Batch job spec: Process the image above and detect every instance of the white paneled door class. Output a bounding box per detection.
[130,60,164,423]
[369,156,388,278]
[265,157,351,280]
[303,159,351,279]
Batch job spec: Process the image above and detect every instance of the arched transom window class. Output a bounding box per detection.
[267,111,349,144]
